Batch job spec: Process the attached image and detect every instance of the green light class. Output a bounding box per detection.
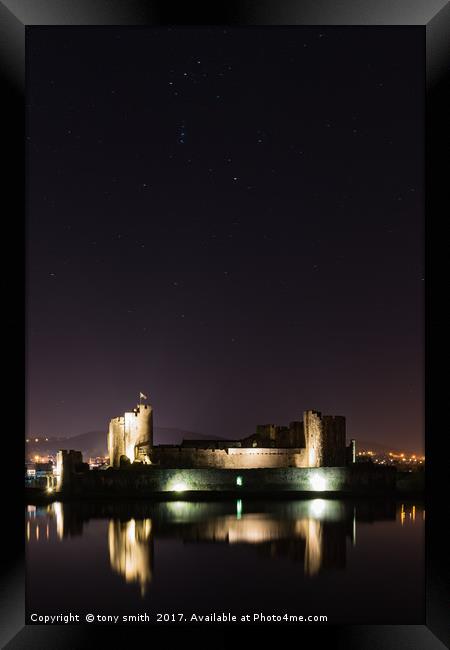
[236,499,242,519]
[236,476,243,486]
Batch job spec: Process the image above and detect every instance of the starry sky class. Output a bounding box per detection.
[26,27,424,452]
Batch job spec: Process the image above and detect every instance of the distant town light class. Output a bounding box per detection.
[236,476,243,486]
[310,474,327,492]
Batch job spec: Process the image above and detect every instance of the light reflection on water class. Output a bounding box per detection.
[26,499,424,617]
[108,518,153,596]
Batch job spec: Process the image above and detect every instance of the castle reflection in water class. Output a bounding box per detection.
[108,518,153,596]
[26,500,423,598]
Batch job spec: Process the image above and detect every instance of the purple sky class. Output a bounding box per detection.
[26,27,424,452]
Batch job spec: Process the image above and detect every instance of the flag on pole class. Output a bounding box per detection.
[140,392,148,400]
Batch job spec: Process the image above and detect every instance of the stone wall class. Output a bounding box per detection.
[151,446,308,469]
[62,465,397,496]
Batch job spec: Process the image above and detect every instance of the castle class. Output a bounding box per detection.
[107,399,354,470]
[108,402,153,467]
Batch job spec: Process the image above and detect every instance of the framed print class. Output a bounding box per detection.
[1,1,449,648]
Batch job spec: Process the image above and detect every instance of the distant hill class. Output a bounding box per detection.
[354,440,419,454]
[354,440,391,453]
[26,431,420,460]
[27,428,229,459]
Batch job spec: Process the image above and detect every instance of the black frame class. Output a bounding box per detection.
[2,1,449,648]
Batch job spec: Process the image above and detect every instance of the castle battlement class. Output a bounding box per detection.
[107,400,349,470]
[108,402,153,467]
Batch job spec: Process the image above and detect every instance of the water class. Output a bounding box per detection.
[26,499,424,624]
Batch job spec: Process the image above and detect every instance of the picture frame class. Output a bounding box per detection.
[2,0,448,647]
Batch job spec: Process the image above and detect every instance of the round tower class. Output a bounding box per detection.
[124,403,153,462]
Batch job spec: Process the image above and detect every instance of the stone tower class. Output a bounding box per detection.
[304,410,346,467]
[321,415,346,466]
[108,402,153,467]
[304,410,324,467]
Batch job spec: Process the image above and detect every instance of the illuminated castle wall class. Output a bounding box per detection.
[108,404,153,468]
[151,446,308,469]
[108,402,347,469]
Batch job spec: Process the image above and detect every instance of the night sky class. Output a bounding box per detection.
[26,27,424,452]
